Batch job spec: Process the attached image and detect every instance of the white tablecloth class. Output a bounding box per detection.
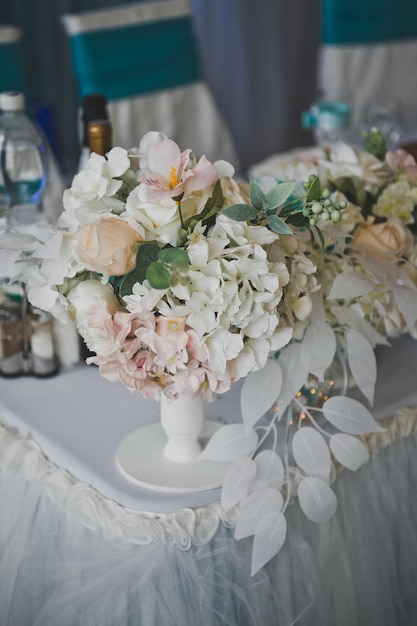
[1,336,417,625]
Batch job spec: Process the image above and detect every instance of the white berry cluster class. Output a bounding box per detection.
[302,175,347,226]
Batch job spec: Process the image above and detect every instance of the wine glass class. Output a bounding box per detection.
[361,98,404,149]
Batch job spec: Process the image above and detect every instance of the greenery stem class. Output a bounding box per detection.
[177,201,185,229]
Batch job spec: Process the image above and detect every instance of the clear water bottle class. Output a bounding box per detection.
[0,91,49,227]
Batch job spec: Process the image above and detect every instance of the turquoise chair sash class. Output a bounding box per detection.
[0,41,26,94]
[322,0,417,44]
[69,16,201,100]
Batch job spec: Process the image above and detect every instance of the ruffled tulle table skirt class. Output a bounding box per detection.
[1,408,417,626]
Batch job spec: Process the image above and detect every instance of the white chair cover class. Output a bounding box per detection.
[62,0,240,169]
[318,0,417,144]
[0,26,26,95]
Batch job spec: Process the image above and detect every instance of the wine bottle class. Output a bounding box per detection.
[77,93,109,171]
[88,119,113,156]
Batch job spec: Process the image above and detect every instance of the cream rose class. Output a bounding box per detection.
[351,217,412,261]
[68,280,121,318]
[74,217,142,277]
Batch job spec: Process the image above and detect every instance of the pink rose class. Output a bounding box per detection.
[74,217,142,277]
[385,149,417,182]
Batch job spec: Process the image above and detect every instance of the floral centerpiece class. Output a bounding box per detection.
[307,131,417,341]
[24,132,324,401]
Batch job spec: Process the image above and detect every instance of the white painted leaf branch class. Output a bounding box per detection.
[202,298,389,576]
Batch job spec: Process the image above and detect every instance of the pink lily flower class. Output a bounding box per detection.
[139,139,218,202]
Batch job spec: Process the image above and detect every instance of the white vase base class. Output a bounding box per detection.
[116,420,230,493]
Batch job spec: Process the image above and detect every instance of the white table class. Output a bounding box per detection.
[1,336,417,625]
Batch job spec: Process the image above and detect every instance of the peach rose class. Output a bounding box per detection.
[74,217,142,277]
[351,217,412,261]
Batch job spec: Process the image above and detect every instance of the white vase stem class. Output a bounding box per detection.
[160,394,205,463]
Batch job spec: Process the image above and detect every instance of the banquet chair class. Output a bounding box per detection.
[318,0,417,146]
[0,26,27,96]
[61,0,240,169]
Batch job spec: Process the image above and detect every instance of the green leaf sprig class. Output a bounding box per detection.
[114,242,190,295]
[221,177,347,243]
[363,127,386,161]
[112,173,348,296]
[112,182,225,296]
[222,180,295,234]
[177,180,225,246]
[302,175,347,227]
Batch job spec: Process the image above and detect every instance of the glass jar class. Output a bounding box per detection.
[0,298,25,376]
[28,307,59,377]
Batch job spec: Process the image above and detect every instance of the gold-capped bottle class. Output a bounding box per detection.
[88,119,112,156]
[77,93,109,172]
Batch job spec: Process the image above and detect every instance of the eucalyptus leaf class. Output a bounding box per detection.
[298,477,337,523]
[198,424,258,462]
[267,214,293,235]
[347,329,376,406]
[292,427,331,483]
[330,304,390,347]
[222,204,258,222]
[301,321,336,381]
[146,262,171,289]
[240,359,283,433]
[322,396,384,434]
[356,254,396,283]
[251,512,287,576]
[118,268,144,297]
[327,272,376,300]
[234,488,284,540]
[265,182,296,209]
[135,242,160,281]
[253,450,285,490]
[329,433,370,471]
[249,179,267,210]
[274,343,309,420]
[391,283,417,330]
[158,247,189,267]
[221,457,256,512]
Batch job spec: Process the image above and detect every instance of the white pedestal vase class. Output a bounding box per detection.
[160,393,205,462]
[116,393,230,493]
